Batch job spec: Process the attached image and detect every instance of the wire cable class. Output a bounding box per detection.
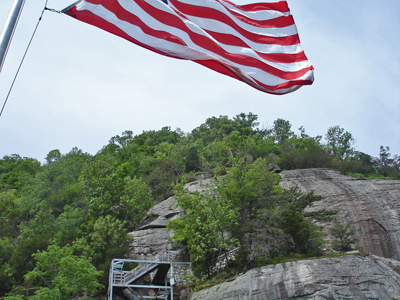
[0,0,55,118]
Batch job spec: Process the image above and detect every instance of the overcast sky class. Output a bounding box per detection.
[0,0,399,163]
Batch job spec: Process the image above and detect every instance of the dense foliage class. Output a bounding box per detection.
[0,113,398,298]
[168,161,325,276]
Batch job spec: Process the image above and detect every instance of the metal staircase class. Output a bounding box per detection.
[124,262,159,285]
[108,251,173,300]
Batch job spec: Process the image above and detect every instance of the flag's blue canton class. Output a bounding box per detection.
[161,0,168,4]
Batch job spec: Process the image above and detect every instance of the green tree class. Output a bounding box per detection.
[375,146,400,178]
[3,296,25,300]
[120,176,154,229]
[24,244,103,299]
[45,150,62,165]
[329,221,357,252]
[254,186,324,257]
[281,203,324,255]
[109,130,134,149]
[74,215,132,284]
[191,113,260,146]
[143,158,183,201]
[273,118,294,144]
[0,237,15,295]
[82,154,121,219]
[28,288,62,300]
[168,178,239,276]
[232,112,260,137]
[101,130,134,164]
[169,157,325,275]
[191,115,237,145]
[51,206,86,247]
[279,187,324,255]
[8,209,55,284]
[325,125,354,161]
[338,151,375,176]
[215,157,280,233]
[0,154,40,191]
[0,190,21,238]
[18,148,89,219]
[128,126,181,156]
[280,136,336,170]
[184,146,201,172]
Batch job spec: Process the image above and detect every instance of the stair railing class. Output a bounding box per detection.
[108,251,172,300]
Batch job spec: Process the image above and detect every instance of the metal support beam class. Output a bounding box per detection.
[0,0,26,73]
[113,258,171,265]
[112,284,172,290]
[171,264,174,300]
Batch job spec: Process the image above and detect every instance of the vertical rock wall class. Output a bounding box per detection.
[279,168,400,260]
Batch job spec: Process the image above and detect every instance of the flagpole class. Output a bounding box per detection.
[0,0,26,73]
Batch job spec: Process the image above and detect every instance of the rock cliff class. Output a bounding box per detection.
[126,169,400,299]
[279,168,400,260]
[190,254,400,299]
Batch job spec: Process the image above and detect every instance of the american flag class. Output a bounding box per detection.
[63,0,314,94]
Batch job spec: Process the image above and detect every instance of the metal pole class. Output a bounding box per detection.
[108,259,114,300]
[0,0,26,73]
[170,264,174,300]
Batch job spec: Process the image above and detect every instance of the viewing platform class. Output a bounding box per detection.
[108,251,174,300]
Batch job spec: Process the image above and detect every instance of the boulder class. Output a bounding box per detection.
[267,164,281,173]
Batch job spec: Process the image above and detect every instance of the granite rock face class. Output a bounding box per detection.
[130,170,400,261]
[279,168,400,260]
[127,169,400,298]
[128,178,213,262]
[190,254,400,300]
[128,195,182,261]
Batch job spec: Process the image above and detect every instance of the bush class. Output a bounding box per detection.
[280,138,337,170]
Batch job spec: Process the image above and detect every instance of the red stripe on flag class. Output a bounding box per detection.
[252,77,313,93]
[225,12,294,28]
[216,0,294,28]
[218,0,290,13]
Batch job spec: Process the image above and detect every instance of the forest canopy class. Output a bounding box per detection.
[0,113,398,299]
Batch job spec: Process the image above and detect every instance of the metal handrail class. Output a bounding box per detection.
[111,251,172,285]
[209,247,240,273]
[108,251,173,300]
